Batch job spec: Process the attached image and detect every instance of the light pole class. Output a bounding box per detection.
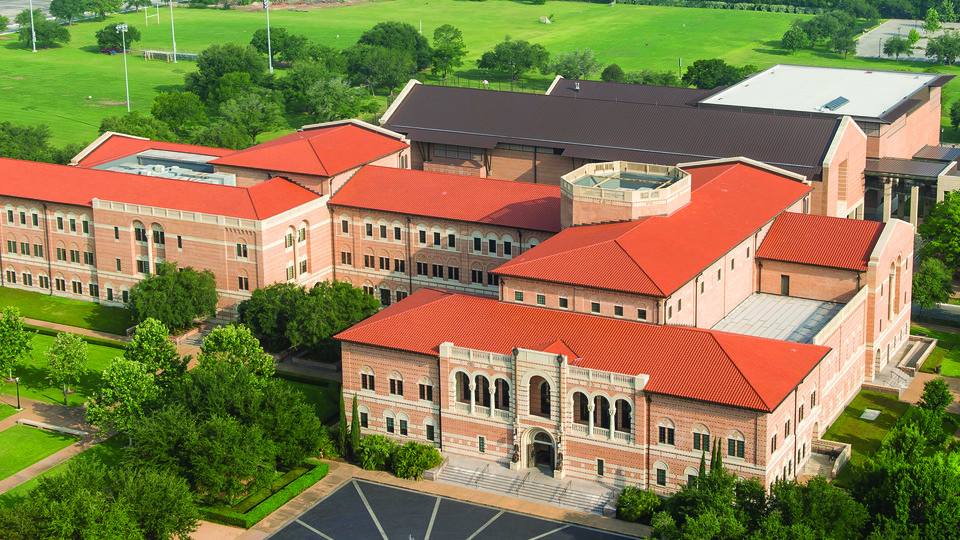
[117,23,131,112]
[14,377,21,411]
[27,0,37,52]
[170,1,177,63]
[263,0,273,75]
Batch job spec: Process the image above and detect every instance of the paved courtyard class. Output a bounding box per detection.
[857,19,960,61]
[267,479,636,540]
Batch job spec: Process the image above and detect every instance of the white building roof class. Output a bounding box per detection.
[699,64,941,120]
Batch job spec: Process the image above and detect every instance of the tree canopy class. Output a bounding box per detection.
[357,21,433,71]
[0,306,34,380]
[49,0,86,24]
[197,324,275,382]
[250,27,312,64]
[306,77,377,124]
[551,49,601,79]
[15,9,71,48]
[926,30,960,63]
[680,59,757,89]
[883,36,913,61]
[126,261,218,330]
[781,25,811,55]
[344,44,415,95]
[184,42,268,101]
[913,257,953,313]
[477,37,550,81]
[432,24,467,80]
[919,190,960,268]
[95,23,141,50]
[151,90,208,138]
[99,111,177,142]
[44,332,87,403]
[217,93,284,145]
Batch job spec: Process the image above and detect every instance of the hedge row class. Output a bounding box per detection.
[199,461,329,529]
[614,0,829,14]
[25,323,128,350]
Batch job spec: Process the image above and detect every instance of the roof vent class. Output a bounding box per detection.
[823,96,849,111]
[574,82,580,92]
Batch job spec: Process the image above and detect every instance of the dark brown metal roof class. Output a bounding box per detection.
[384,85,839,178]
[546,78,715,106]
[913,144,960,162]
[880,99,921,123]
[929,74,956,87]
[866,157,953,179]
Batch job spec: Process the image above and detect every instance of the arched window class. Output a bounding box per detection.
[727,430,745,459]
[389,371,404,396]
[594,396,611,429]
[455,372,470,404]
[684,467,699,486]
[357,405,371,429]
[298,221,309,244]
[654,461,669,487]
[360,366,376,392]
[692,425,710,452]
[474,375,491,408]
[396,412,410,436]
[573,392,589,425]
[615,399,632,433]
[494,379,510,411]
[132,220,146,243]
[151,224,165,246]
[529,376,551,418]
[657,419,675,445]
[384,410,397,434]
[424,417,437,442]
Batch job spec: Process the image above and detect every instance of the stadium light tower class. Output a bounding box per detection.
[117,23,131,112]
[263,0,273,75]
[170,1,178,63]
[27,0,37,52]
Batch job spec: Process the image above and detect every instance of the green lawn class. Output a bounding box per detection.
[9,0,960,147]
[0,333,121,407]
[823,390,910,476]
[0,435,124,509]
[913,326,960,377]
[0,403,18,421]
[0,425,78,482]
[0,287,132,335]
[279,377,341,425]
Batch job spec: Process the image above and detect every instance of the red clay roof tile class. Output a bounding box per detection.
[756,212,884,272]
[75,134,233,168]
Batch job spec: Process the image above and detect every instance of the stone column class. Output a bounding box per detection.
[883,180,893,222]
[587,402,595,437]
[488,386,496,419]
[910,185,920,228]
[609,405,617,441]
[469,382,476,415]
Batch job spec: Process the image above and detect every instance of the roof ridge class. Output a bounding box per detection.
[307,138,330,176]
[612,225,664,296]
[344,289,457,333]
[497,235,625,276]
[245,183,261,220]
[709,332,770,410]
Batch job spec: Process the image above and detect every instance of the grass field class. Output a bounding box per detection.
[0,287,132,335]
[8,0,960,148]
[0,332,120,407]
[0,425,78,482]
[822,389,910,480]
[280,377,341,424]
[0,403,18,421]
[0,435,124,509]
[914,326,960,377]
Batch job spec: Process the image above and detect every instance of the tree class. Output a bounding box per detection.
[285,280,381,350]
[0,307,34,380]
[45,332,87,405]
[278,60,332,113]
[358,21,433,71]
[115,466,199,540]
[919,191,960,268]
[351,393,361,458]
[623,70,682,86]
[257,380,322,468]
[86,357,160,442]
[237,282,309,351]
[601,63,625,83]
[250,27,311,64]
[124,318,186,381]
[0,15,8,32]
[151,90,207,137]
[909,27,922,45]
[197,324,275,382]
[99,111,178,142]
[952,100,960,130]
[919,377,955,416]
[126,261,218,330]
[217,93,284,145]
[681,59,756,89]
[925,7,943,34]
[16,9,71,48]
[85,0,123,20]
[127,0,153,10]
[477,37,550,80]
[344,44,416,95]
[925,30,960,63]
[190,415,272,504]
[95,23,141,50]
[782,25,811,55]
[432,24,467,80]
[305,77,377,124]
[832,34,858,58]
[338,389,348,456]
[551,49,601,79]
[49,0,86,25]
[762,477,868,539]
[205,71,260,106]
[184,42,267,101]
[191,121,250,150]
[883,36,912,61]
[912,257,953,314]
[944,0,958,22]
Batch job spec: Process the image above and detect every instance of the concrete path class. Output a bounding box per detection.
[856,19,960,61]
[23,317,129,343]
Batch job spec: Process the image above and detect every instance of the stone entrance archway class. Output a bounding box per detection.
[522,428,556,477]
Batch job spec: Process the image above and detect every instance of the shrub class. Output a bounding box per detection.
[616,485,661,524]
[392,442,442,480]
[317,425,340,459]
[357,435,399,471]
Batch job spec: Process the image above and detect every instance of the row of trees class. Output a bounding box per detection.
[914,192,960,310]
[781,10,860,57]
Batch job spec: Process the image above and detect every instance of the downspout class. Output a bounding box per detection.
[757,262,763,293]
[793,385,799,479]
[329,206,337,281]
[436,355,443,451]
[533,147,538,184]
[0,225,4,287]
[42,204,53,296]
[646,395,652,491]
[406,216,413,291]
[516,229,523,256]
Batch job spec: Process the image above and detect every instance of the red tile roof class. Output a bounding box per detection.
[209,123,408,177]
[0,158,318,220]
[75,133,233,168]
[329,166,561,233]
[494,162,811,296]
[336,289,829,412]
[757,212,884,272]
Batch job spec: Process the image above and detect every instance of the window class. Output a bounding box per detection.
[71,280,82,294]
[57,217,63,231]
[177,236,182,249]
[433,232,441,246]
[82,221,89,234]
[285,233,294,248]
[6,240,15,254]
[597,459,605,477]
[115,258,121,271]
[363,255,374,268]
[55,277,66,291]
[69,250,80,263]
[238,276,249,290]
[134,226,146,242]
[416,262,428,276]
[340,251,353,265]
[122,289,128,303]
[389,377,404,396]
[799,404,805,422]
[419,383,433,402]
[6,210,12,223]
[426,424,435,441]
[731,258,735,271]
[747,247,751,258]
[379,225,387,239]
[434,143,482,161]
[341,219,349,234]
[780,275,790,296]
[135,260,148,274]
[69,218,76,232]
[418,230,426,244]
[515,291,524,302]
[22,273,32,286]
[448,233,456,248]
[487,273,499,286]
[693,432,710,451]
[658,424,675,445]
[615,305,623,317]
[771,435,778,453]
[360,412,368,428]
[386,417,395,433]
[395,290,408,302]
[717,268,722,281]
[286,266,295,280]
[39,275,49,289]
[811,390,817,409]
[19,211,25,225]
[394,226,401,240]
[399,419,408,436]
[394,259,405,273]
[447,266,459,281]
[471,269,483,284]
[488,239,497,254]
[83,252,94,266]
[56,247,66,261]
[379,257,390,271]
[656,468,667,486]
[638,308,647,320]
[88,283,99,297]
[478,436,485,453]
[784,419,791,438]
[700,282,705,295]
[559,297,569,309]
[114,226,119,239]
[473,237,481,252]
[361,372,375,391]
[537,294,545,305]
[504,241,512,256]
[236,243,247,258]
[32,214,38,227]
[20,242,28,255]
[728,438,745,458]
[431,264,443,279]
[33,244,42,258]
[365,223,373,237]
[107,288,114,301]
[591,302,600,314]
[5,270,15,284]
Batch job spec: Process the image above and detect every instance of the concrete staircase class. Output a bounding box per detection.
[436,463,617,516]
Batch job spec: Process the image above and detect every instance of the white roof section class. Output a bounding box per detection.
[712,293,844,343]
[699,64,940,119]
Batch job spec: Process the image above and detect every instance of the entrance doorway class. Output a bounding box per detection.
[525,430,555,475]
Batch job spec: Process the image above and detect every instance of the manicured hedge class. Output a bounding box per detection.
[616,485,662,524]
[199,461,329,529]
[26,324,127,350]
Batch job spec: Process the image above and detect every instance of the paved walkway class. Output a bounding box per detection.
[856,19,960,61]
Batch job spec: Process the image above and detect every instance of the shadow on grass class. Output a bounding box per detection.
[2,362,105,407]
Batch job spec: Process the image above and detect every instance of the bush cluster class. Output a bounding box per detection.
[615,486,662,524]
[355,436,441,480]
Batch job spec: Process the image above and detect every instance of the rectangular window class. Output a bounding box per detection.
[285,233,294,248]
[728,439,745,458]
[471,269,483,284]
[136,260,149,274]
[559,297,569,309]
[379,257,390,271]
[361,373,375,391]
[82,221,89,234]
[57,217,63,231]
[22,273,32,286]
[591,302,600,314]
[432,264,443,279]
[33,244,42,258]
[700,281,705,295]
[177,236,182,249]
[72,281,82,294]
[134,227,146,242]
[379,225,387,239]
[286,266,295,280]
[448,233,456,248]
[389,378,404,396]
[19,211,25,225]
[597,459,605,477]
[811,390,817,409]
[478,436,485,453]
[69,250,80,263]
[614,305,623,317]
[419,384,433,402]
[447,266,459,281]
[394,259,405,273]
[487,273,499,286]
[418,230,426,244]
[69,218,76,232]
[88,283,99,297]
[399,419,408,436]
[341,251,352,265]
[488,239,497,254]
[785,419,791,438]
[238,276,249,290]
[434,143,482,161]
[515,291,524,302]
[658,426,675,445]
[656,469,666,486]
[5,271,15,284]
[116,258,122,271]
[107,288,113,301]
[386,417,395,433]
[668,306,673,319]
[6,240,15,254]
[114,226,119,239]
[20,242,29,255]
[365,223,373,237]
[426,424,435,441]
[55,277,65,291]
[360,412,368,428]
[56,247,65,261]
[771,435,778,453]
[122,289,128,303]
[236,243,247,258]
[39,275,49,289]
[83,252,94,266]
[503,241,512,256]
[537,294,546,305]
[781,275,790,296]
[730,258,735,271]
[433,232,441,246]
[364,255,374,268]
[694,433,710,451]
[416,262,427,276]
[341,220,349,234]
[32,214,38,227]
[638,308,647,320]
[394,226,401,241]
[473,237,481,252]
[6,210,12,223]
[395,290,408,302]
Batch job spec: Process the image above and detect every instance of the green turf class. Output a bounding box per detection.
[0,434,125,509]
[914,326,960,376]
[0,332,120,407]
[0,425,78,482]
[0,287,132,335]
[823,390,910,475]
[0,403,19,422]
[279,378,340,424]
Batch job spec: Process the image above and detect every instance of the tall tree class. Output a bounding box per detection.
[126,261,218,330]
[680,59,756,89]
[15,9,71,48]
[918,377,955,416]
[477,37,550,81]
[351,393,361,458]
[49,0,86,25]
[919,191,960,268]
[95,23,141,50]
[197,324,275,382]
[432,24,467,80]
[85,0,123,20]
[344,44,416,96]
[124,318,186,390]
[217,93,284,145]
[925,30,960,63]
[358,21,433,71]
[781,25,811,55]
[306,77,377,123]
[832,33,858,58]
[151,90,207,138]
[912,257,953,315]
[45,332,87,405]
[925,7,943,34]
[883,36,912,61]
[86,357,160,443]
[184,42,267,101]
[0,306,34,380]
[99,111,178,142]
[0,15,8,32]
[601,63,625,83]
[551,49,601,79]
[338,389,348,457]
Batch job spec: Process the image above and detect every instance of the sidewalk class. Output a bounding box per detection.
[23,317,130,343]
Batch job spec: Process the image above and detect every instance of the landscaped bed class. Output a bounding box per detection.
[0,288,132,335]
[0,425,78,482]
[277,375,341,425]
[914,326,960,377]
[823,390,910,483]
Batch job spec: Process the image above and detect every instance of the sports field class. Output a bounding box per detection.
[3,0,960,146]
